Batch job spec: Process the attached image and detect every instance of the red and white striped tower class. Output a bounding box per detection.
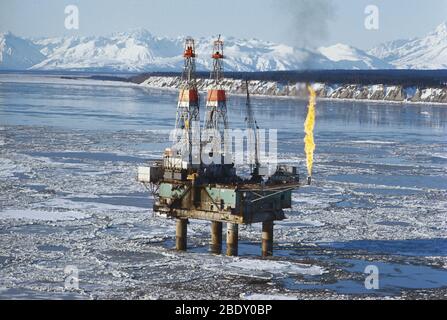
[172,37,200,166]
[203,35,230,165]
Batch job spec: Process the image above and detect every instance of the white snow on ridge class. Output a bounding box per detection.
[368,22,447,69]
[30,31,346,72]
[0,32,45,70]
[2,22,447,71]
[0,29,387,72]
[140,76,447,103]
[318,43,392,69]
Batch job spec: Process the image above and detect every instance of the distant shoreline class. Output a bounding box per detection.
[129,69,447,88]
[1,70,446,106]
[137,75,447,106]
[140,82,447,107]
[3,69,447,87]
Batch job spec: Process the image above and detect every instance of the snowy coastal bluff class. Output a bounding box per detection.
[140,76,447,104]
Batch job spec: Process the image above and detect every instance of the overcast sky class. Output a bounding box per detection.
[1,0,446,49]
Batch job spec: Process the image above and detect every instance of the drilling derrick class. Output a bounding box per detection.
[172,37,200,167]
[138,35,302,258]
[202,36,230,171]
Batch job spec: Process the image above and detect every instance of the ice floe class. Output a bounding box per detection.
[0,209,89,221]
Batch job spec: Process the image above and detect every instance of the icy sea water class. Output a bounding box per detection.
[0,73,446,299]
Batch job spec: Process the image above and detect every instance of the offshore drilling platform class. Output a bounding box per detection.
[137,36,304,257]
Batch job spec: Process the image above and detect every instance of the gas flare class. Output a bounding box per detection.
[304,84,316,178]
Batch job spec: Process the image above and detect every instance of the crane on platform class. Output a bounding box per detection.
[244,79,262,182]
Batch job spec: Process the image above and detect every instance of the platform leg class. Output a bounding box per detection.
[210,221,223,254]
[262,221,274,257]
[176,218,188,251]
[226,223,238,257]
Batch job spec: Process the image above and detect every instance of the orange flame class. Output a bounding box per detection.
[304,85,316,177]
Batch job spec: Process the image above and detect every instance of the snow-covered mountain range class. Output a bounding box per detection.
[1,22,447,71]
[368,22,447,69]
[318,43,392,69]
[0,32,45,70]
